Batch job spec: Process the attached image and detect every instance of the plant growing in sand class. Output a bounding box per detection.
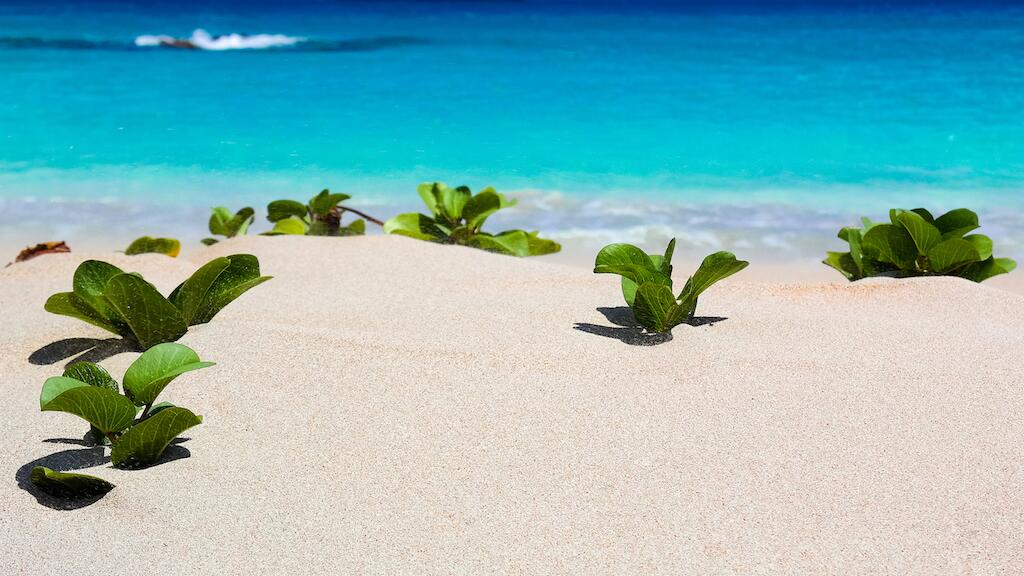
[265,190,379,236]
[31,343,211,497]
[45,254,271,350]
[203,206,255,245]
[594,238,748,334]
[383,182,561,257]
[824,208,1017,282]
[125,236,181,257]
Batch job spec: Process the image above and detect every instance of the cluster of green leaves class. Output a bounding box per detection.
[265,190,366,236]
[383,182,560,257]
[125,236,181,257]
[203,206,255,245]
[31,343,212,498]
[45,254,271,350]
[824,208,1017,282]
[594,239,748,334]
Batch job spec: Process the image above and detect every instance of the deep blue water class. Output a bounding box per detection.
[1,0,1022,257]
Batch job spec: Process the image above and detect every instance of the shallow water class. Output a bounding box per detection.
[1,0,1022,258]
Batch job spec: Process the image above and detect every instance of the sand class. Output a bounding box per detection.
[1,235,1022,574]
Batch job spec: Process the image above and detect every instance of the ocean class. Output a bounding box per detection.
[1,0,1022,260]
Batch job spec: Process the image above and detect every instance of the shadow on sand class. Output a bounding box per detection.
[574,307,727,346]
[29,337,137,368]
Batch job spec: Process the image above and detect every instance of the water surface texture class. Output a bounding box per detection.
[1,0,1022,257]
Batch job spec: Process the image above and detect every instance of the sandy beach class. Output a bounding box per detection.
[1,235,1022,574]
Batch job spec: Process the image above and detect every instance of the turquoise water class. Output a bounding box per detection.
[1,1,1023,257]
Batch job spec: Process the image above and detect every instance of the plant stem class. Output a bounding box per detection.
[340,206,384,226]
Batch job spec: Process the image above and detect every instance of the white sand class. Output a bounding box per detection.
[1,235,1022,574]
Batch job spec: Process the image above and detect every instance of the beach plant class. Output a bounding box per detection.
[45,254,271,350]
[265,189,376,236]
[383,182,561,256]
[33,342,210,498]
[594,238,748,334]
[824,208,1017,282]
[125,236,181,257]
[202,206,255,245]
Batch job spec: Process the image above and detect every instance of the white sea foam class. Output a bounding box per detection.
[134,29,304,50]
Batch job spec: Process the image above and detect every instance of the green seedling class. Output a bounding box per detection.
[383,182,561,257]
[125,236,180,257]
[34,343,210,498]
[45,254,271,349]
[824,208,1017,282]
[265,189,374,236]
[594,238,748,334]
[203,206,255,245]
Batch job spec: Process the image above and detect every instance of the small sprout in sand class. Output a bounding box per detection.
[30,466,115,499]
[264,189,379,237]
[35,343,210,499]
[203,206,255,246]
[824,208,1017,282]
[384,182,561,257]
[125,236,181,257]
[594,238,748,334]
[45,254,271,350]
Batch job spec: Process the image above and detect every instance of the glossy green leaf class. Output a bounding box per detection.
[340,219,366,236]
[910,208,935,223]
[963,257,1017,282]
[963,234,993,261]
[934,208,980,239]
[632,283,677,333]
[895,211,941,255]
[437,185,471,224]
[266,217,307,235]
[678,251,749,306]
[823,251,859,280]
[44,292,121,335]
[267,199,308,222]
[463,190,503,231]
[470,230,530,256]
[383,213,448,241]
[125,236,181,257]
[417,182,442,216]
[209,206,254,237]
[40,378,137,435]
[863,224,918,269]
[308,189,350,216]
[167,257,231,325]
[122,343,214,407]
[63,362,117,392]
[186,254,271,325]
[111,407,202,468]
[927,238,981,273]
[71,260,125,325]
[103,273,188,350]
[30,466,114,499]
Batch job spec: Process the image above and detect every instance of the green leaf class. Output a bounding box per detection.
[927,238,981,273]
[470,230,530,256]
[122,343,214,407]
[340,219,366,236]
[111,407,202,468]
[437,185,471,224]
[862,224,918,269]
[209,206,254,237]
[167,257,231,325]
[63,362,118,393]
[463,190,504,231]
[267,200,308,223]
[72,260,126,324]
[30,466,114,499]
[308,189,350,216]
[185,254,271,325]
[125,236,181,257]
[525,231,561,256]
[201,238,219,246]
[963,234,993,261]
[44,292,122,335]
[678,251,749,308]
[383,213,448,242]
[910,208,935,223]
[265,217,307,235]
[660,238,676,276]
[595,243,659,273]
[933,208,980,239]
[631,283,677,333]
[962,257,1017,283]
[103,273,188,349]
[895,211,941,255]
[40,378,137,435]
[823,251,860,280]
[417,182,442,216]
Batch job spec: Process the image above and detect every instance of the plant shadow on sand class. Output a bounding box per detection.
[28,337,138,368]
[574,307,727,346]
[16,440,191,510]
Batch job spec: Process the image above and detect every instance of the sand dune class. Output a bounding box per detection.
[2,235,1022,574]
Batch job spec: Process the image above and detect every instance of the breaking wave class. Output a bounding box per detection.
[0,33,429,52]
[134,29,303,50]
